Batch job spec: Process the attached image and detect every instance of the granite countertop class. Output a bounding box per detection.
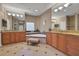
[1,30,26,32]
[50,30,79,36]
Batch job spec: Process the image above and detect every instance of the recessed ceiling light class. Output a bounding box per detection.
[54,9,58,12]
[16,14,19,17]
[64,3,70,7]
[34,9,38,12]
[8,13,11,16]
[58,7,63,10]
[12,13,15,16]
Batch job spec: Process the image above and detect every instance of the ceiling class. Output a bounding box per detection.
[2,3,55,16]
[1,3,79,17]
[52,3,79,17]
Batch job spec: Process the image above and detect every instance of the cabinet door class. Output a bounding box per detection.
[2,32,11,45]
[58,34,66,53]
[46,32,52,46]
[16,32,26,43]
[15,32,20,43]
[19,32,26,42]
[66,35,79,55]
[51,33,58,48]
[11,32,16,43]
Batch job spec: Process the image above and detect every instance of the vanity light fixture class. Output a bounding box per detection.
[64,3,70,7]
[54,9,58,12]
[12,13,16,16]
[58,6,63,10]
[8,13,11,16]
[34,9,38,12]
[16,14,19,17]
[53,3,70,13]
[20,15,23,18]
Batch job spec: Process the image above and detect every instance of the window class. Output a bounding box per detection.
[26,22,35,31]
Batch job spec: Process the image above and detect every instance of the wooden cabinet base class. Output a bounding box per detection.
[58,34,67,53]
[2,32,11,45]
[51,33,58,48]
[2,32,26,45]
[46,32,79,56]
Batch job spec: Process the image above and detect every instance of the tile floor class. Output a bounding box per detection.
[0,41,66,56]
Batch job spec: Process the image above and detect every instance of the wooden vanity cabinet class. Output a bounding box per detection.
[66,35,79,56]
[46,32,79,56]
[2,32,26,45]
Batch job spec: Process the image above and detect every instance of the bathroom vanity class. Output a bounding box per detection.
[46,31,79,56]
[2,31,26,45]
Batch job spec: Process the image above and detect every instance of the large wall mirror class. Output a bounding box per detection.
[51,3,79,31]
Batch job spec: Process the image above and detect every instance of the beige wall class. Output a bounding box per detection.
[34,16,40,30]
[0,4,2,31]
[39,9,51,32]
[0,5,11,31]
[0,5,51,32]
[0,5,5,31]
[25,15,40,30]
[57,16,67,30]
[25,9,51,32]
[51,16,67,30]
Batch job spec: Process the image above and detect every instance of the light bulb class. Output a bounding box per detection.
[20,15,23,18]
[64,3,70,7]
[58,7,63,10]
[8,13,11,16]
[12,13,15,16]
[17,14,19,17]
[54,9,58,12]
